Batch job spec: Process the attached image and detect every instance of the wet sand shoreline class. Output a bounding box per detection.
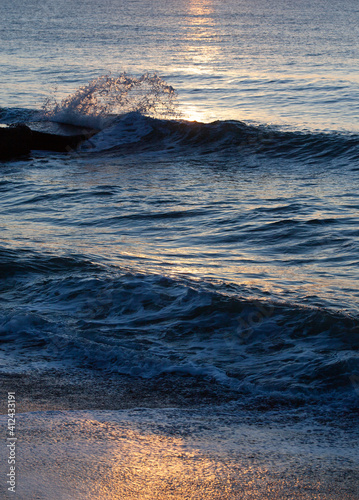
[1,369,358,499]
[0,369,238,415]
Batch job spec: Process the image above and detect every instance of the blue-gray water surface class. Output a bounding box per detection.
[0,0,359,413]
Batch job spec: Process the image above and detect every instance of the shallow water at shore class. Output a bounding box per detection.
[1,403,358,500]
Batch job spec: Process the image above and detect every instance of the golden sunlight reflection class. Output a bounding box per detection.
[180,104,208,122]
[186,0,215,29]
[173,0,221,121]
[103,429,235,499]
[15,412,337,500]
[1,216,353,303]
[182,0,220,68]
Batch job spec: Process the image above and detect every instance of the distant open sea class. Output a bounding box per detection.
[1,0,359,419]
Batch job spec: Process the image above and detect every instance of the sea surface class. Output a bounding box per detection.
[1,0,359,417]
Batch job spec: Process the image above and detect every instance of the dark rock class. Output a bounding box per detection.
[29,128,96,152]
[0,123,98,159]
[0,124,32,158]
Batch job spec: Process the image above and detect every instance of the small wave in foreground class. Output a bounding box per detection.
[0,247,358,411]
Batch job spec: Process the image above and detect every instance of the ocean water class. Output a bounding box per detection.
[1,0,359,415]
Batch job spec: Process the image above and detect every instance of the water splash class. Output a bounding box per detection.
[42,73,179,129]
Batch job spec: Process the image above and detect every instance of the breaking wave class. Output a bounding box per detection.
[1,74,359,163]
[78,113,359,162]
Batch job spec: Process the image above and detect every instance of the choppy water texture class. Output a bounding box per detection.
[0,0,359,415]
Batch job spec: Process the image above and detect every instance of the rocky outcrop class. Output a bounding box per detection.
[0,124,32,158]
[0,123,97,159]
